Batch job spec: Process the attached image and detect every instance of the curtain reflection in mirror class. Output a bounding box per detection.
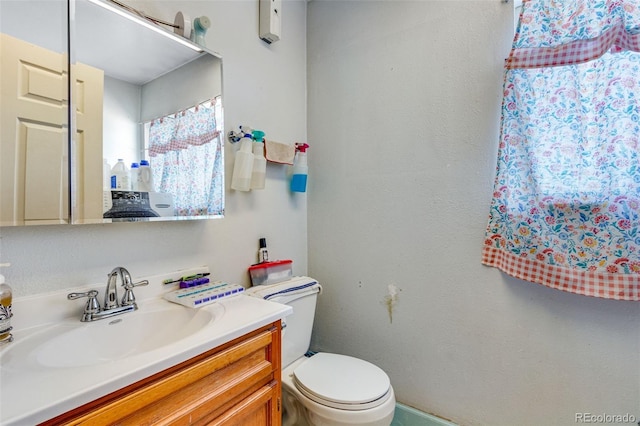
[146,97,223,216]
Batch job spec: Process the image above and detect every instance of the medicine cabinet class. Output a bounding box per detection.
[0,0,224,226]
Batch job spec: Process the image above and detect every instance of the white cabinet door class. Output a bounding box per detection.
[71,62,104,223]
[1,33,104,225]
[1,33,68,225]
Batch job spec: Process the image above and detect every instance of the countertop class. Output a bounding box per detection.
[0,268,291,425]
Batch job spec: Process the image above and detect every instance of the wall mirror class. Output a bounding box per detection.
[0,0,224,226]
[72,0,225,223]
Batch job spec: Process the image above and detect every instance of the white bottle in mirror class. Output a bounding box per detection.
[111,159,130,190]
[130,163,140,191]
[103,159,111,190]
[138,160,155,192]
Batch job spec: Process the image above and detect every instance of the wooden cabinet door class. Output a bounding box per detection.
[206,381,280,426]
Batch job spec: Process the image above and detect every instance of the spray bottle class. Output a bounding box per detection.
[251,130,267,190]
[231,130,255,191]
[290,143,309,193]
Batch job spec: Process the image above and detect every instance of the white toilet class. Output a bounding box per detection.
[245,276,396,426]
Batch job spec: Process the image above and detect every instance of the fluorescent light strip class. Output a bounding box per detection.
[86,0,203,52]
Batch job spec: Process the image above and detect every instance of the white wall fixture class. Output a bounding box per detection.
[259,0,281,44]
[88,0,202,52]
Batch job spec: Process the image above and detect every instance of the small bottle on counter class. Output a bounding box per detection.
[258,238,269,263]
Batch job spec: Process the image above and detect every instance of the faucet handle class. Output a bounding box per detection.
[68,290,101,319]
[121,279,149,307]
[122,279,149,290]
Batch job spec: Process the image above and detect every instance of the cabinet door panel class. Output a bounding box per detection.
[120,354,274,425]
[204,381,279,426]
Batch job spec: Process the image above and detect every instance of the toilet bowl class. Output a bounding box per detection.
[245,277,395,426]
[281,354,396,426]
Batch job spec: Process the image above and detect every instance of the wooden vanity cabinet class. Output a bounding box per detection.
[41,321,282,426]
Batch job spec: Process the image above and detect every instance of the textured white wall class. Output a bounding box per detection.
[0,0,308,296]
[307,2,640,425]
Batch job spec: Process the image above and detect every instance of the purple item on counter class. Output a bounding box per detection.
[179,277,211,288]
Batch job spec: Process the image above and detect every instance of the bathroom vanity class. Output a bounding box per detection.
[0,273,291,426]
[43,321,282,425]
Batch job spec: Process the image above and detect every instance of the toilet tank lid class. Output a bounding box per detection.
[244,276,322,301]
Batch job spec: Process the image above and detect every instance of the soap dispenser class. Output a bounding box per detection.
[290,143,309,192]
[0,264,13,344]
[251,130,267,190]
[231,131,255,191]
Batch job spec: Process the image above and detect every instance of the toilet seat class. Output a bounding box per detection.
[292,353,392,411]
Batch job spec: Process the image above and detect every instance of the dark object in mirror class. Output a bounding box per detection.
[103,191,160,220]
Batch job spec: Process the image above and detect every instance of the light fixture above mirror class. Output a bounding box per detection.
[86,0,203,53]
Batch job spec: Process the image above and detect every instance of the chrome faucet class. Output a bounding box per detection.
[104,268,121,310]
[68,267,149,322]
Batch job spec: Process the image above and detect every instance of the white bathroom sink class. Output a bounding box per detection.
[1,299,221,369]
[38,303,216,368]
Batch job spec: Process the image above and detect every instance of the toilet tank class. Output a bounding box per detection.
[245,277,321,368]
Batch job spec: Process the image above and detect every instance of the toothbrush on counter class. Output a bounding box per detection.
[179,277,211,288]
[163,272,211,285]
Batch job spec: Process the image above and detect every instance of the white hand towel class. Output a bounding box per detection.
[245,276,322,300]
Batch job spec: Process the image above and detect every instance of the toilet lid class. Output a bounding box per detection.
[293,353,391,411]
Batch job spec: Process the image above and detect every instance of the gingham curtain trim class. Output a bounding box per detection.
[507,20,640,69]
[481,246,640,301]
[148,130,220,156]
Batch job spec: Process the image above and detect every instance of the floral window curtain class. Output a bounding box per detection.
[482,0,640,300]
[148,98,223,216]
